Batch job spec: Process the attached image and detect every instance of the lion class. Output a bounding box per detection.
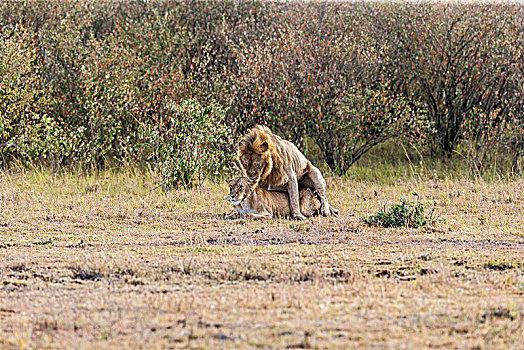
[225,177,321,219]
[237,125,338,220]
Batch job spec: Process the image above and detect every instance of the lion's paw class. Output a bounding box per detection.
[293,214,307,221]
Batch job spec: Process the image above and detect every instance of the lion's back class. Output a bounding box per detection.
[259,190,292,218]
[266,133,310,185]
[254,187,320,218]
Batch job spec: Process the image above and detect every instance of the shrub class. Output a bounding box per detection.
[225,2,378,146]
[48,26,142,168]
[362,198,436,228]
[142,99,233,189]
[309,85,429,175]
[460,107,522,175]
[0,24,56,166]
[371,2,524,155]
[0,0,522,175]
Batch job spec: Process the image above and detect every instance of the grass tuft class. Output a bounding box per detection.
[68,267,102,281]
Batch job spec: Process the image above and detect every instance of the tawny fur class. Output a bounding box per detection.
[237,125,304,187]
[225,177,321,220]
[237,125,339,219]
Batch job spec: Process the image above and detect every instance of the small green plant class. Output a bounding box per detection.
[518,281,524,292]
[289,223,311,232]
[363,198,436,228]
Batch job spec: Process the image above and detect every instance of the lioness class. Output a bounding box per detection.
[225,177,321,219]
[238,125,338,220]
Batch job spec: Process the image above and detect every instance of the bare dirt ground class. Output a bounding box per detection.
[0,171,523,349]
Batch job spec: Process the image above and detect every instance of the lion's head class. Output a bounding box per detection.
[237,125,283,184]
[227,177,256,205]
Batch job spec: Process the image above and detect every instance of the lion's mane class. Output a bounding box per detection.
[238,125,306,187]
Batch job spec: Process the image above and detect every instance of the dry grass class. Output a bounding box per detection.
[0,170,523,349]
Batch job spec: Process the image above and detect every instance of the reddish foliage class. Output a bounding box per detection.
[0,1,522,174]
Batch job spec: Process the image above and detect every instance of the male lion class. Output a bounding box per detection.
[225,177,321,219]
[237,125,338,220]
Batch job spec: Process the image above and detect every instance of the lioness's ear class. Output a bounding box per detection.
[259,141,269,153]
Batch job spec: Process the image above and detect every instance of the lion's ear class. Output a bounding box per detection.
[259,141,269,153]
[238,140,248,152]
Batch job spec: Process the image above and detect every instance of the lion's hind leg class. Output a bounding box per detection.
[301,164,338,217]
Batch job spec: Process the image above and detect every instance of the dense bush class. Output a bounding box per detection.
[370,2,524,156]
[142,99,233,189]
[310,85,428,175]
[0,0,522,178]
[0,24,55,166]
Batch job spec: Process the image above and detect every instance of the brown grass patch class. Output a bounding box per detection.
[0,171,523,348]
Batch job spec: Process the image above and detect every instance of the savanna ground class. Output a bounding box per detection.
[0,168,523,349]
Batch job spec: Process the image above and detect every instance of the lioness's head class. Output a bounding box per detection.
[227,177,256,205]
[237,125,273,183]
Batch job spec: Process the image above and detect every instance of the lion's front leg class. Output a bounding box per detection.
[225,207,243,220]
[287,175,306,220]
[224,210,240,220]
